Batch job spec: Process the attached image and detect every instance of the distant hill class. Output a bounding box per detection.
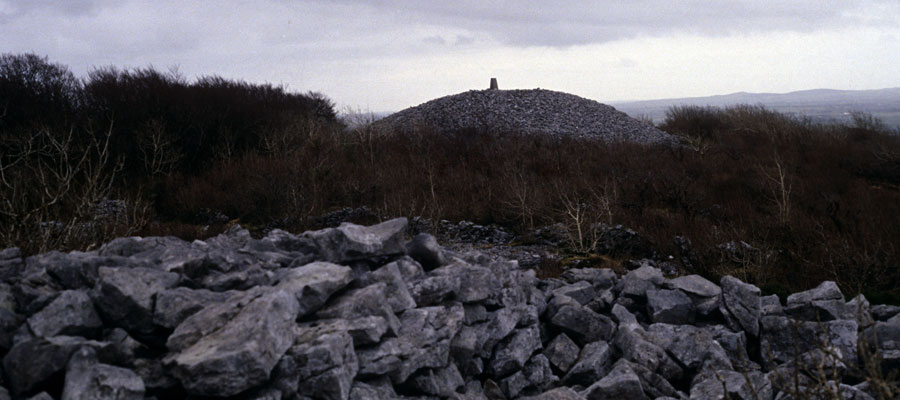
[612,88,900,129]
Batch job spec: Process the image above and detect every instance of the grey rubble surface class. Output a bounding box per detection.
[376,89,675,144]
[0,218,896,399]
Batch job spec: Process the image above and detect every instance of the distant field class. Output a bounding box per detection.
[612,88,900,130]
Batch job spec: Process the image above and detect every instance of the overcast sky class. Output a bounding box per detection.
[3,1,899,112]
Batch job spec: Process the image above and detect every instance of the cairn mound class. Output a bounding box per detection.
[377,88,674,144]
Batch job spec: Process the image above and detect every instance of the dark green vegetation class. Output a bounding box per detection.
[3,53,900,302]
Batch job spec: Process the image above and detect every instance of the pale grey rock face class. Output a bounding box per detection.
[167,289,300,397]
[668,274,721,298]
[406,233,447,270]
[91,266,180,335]
[430,262,501,304]
[489,324,542,378]
[152,287,233,330]
[316,282,400,336]
[273,328,358,400]
[27,290,102,338]
[303,218,407,263]
[580,360,649,400]
[646,288,695,324]
[549,302,615,344]
[720,275,762,337]
[500,354,558,398]
[560,268,617,290]
[273,261,354,318]
[3,336,89,395]
[690,370,772,400]
[409,364,465,398]
[552,281,596,306]
[647,324,732,372]
[62,347,145,400]
[760,316,858,370]
[562,341,613,387]
[361,262,416,312]
[520,387,585,400]
[543,333,581,374]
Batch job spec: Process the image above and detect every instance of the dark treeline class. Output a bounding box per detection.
[2,53,900,302]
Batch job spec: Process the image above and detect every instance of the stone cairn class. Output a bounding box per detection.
[0,218,896,399]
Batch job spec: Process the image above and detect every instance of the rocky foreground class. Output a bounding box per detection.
[0,218,897,399]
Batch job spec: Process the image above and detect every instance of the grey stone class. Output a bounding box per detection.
[619,265,665,301]
[563,341,613,386]
[2,336,99,395]
[26,393,53,400]
[847,294,874,328]
[0,387,8,400]
[560,268,617,290]
[302,316,389,346]
[350,379,399,400]
[580,359,649,400]
[132,358,178,393]
[316,282,401,336]
[430,262,501,303]
[273,261,354,318]
[364,262,417,312]
[549,302,615,344]
[871,304,900,321]
[720,275,762,337]
[410,364,465,397]
[27,290,102,338]
[761,294,784,316]
[611,303,639,326]
[760,315,858,370]
[91,266,180,334]
[500,354,557,398]
[552,281,596,306]
[303,218,408,263]
[273,328,358,400]
[647,324,733,372]
[708,325,755,371]
[406,233,447,270]
[612,325,683,382]
[690,370,773,400]
[626,361,681,399]
[409,274,460,306]
[861,319,900,372]
[167,289,299,397]
[520,387,585,400]
[668,274,721,298]
[787,281,843,304]
[543,333,580,373]
[490,324,542,378]
[357,303,464,383]
[646,288,695,324]
[152,287,232,329]
[62,347,144,400]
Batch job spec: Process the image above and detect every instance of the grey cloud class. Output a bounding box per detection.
[324,0,900,47]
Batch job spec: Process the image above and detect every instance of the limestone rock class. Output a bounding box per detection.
[273,328,358,400]
[489,324,542,378]
[562,341,613,386]
[91,266,180,334]
[646,288,694,324]
[720,275,762,337]
[580,360,649,400]
[543,333,580,374]
[406,233,447,270]
[167,289,299,397]
[62,347,145,400]
[27,290,102,338]
[303,218,408,263]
